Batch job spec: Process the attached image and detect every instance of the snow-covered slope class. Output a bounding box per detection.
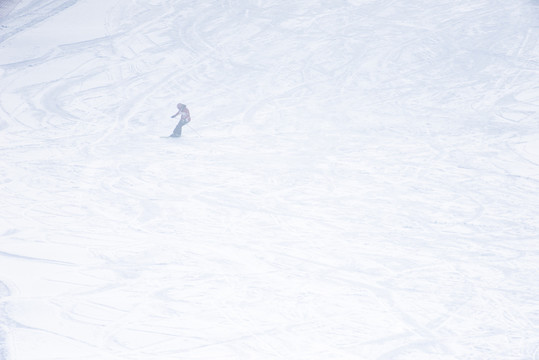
[1,0,539,359]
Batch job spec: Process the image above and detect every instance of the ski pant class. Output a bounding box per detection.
[171,120,188,137]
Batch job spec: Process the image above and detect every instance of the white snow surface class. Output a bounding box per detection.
[1,0,539,359]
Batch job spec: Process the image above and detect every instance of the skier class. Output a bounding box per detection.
[170,103,191,137]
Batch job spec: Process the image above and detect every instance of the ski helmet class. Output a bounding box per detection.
[177,103,186,110]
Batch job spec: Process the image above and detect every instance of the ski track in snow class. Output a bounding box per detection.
[1,0,539,359]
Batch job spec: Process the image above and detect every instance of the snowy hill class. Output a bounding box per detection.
[1,0,539,359]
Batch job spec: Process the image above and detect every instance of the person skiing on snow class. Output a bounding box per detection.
[170,103,191,137]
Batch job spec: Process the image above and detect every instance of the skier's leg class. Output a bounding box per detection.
[170,122,183,137]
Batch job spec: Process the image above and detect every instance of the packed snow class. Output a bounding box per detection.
[1,0,539,359]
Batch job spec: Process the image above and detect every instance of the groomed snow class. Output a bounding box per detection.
[1,0,539,359]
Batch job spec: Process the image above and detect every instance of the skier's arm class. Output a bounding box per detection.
[171,110,181,118]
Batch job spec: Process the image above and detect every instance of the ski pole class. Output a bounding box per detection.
[188,123,202,137]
